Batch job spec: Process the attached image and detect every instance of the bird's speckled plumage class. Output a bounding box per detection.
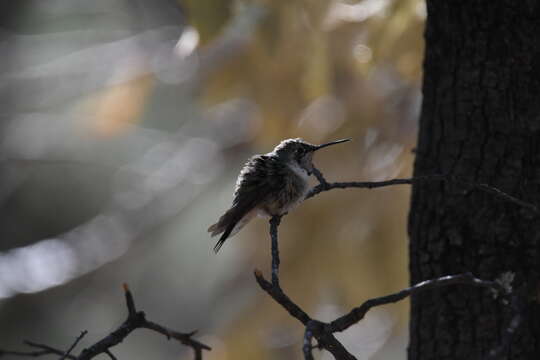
[209,138,349,252]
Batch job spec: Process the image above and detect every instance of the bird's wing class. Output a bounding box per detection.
[211,155,284,252]
[232,155,284,205]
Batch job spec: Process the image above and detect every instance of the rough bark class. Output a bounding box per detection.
[409,1,540,359]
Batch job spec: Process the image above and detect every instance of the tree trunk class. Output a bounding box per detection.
[408,1,540,359]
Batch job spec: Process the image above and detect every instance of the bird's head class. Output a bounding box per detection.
[272,138,350,175]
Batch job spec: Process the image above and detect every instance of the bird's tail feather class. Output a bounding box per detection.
[207,208,235,237]
[212,217,239,253]
[207,222,221,237]
[213,228,233,253]
[208,204,254,253]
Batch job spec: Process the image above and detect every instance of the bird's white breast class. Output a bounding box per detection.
[287,162,310,182]
[284,162,310,212]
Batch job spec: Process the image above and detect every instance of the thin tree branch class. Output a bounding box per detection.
[312,329,356,360]
[25,342,77,359]
[269,216,282,287]
[302,325,315,360]
[311,167,328,186]
[124,283,137,315]
[305,175,441,199]
[255,168,518,359]
[305,173,539,214]
[0,286,210,360]
[77,284,210,360]
[104,350,117,360]
[0,341,78,359]
[60,331,88,360]
[254,223,357,360]
[256,267,508,359]
[328,273,506,333]
[255,215,357,359]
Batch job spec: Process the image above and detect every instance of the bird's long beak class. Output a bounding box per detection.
[313,138,351,151]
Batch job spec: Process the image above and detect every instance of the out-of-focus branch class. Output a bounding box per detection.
[0,286,210,360]
[0,332,87,359]
[104,349,117,360]
[0,341,77,359]
[255,167,519,359]
[60,332,88,360]
[77,284,210,360]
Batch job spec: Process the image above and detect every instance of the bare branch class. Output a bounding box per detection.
[0,286,210,360]
[302,325,315,360]
[254,168,520,359]
[24,342,77,359]
[0,341,77,359]
[269,216,282,287]
[312,329,356,360]
[60,331,88,360]
[256,265,508,359]
[311,167,328,186]
[254,217,357,359]
[328,273,506,333]
[77,285,210,360]
[305,173,539,215]
[104,350,117,360]
[122,283,137,315]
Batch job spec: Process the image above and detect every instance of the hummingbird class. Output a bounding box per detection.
[208,138,350,252]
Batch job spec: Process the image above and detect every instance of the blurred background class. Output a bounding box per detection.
[0,0,424,359]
